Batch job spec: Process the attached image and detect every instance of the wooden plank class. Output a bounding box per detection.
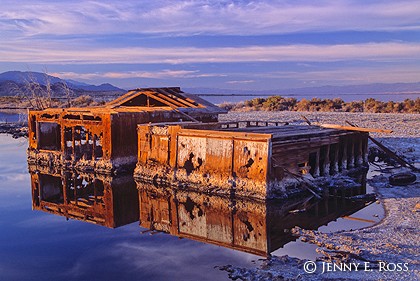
[178,128,272,141]
[315,123,393,134]
[271,129,346,141]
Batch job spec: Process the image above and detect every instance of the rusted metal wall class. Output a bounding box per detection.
[135,123,369,199]
[28,108,214,174]
[135,124,272,198]
[28,110,113,169]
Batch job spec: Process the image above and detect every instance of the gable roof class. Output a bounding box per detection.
[106,87,217,110]
[29,87,226,118]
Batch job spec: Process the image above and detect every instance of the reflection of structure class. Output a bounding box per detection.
[137,173,371,257]
[135,121,369,199]
[30,166,139,228]
[27,88,225,174]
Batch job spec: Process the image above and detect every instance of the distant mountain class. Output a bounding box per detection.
[0,71,63,85]
[0,71,125,96]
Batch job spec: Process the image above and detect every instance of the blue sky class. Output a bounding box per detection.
[1,0,420,90]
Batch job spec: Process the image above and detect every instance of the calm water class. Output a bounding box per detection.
[202,92,420,104]
[0,112,26,123]
[0,134,384,280]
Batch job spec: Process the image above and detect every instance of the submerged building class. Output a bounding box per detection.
[28,86,373,199]
[27,88,225,174]
[134,121,369,199]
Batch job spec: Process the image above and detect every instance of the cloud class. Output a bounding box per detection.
[51,70,226,80]
[226,80,255,84]
[1,1,420,37]
[2,42,420,64]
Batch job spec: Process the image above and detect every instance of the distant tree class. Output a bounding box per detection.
[346,101,364,112]
[296,98,310,111]
[227,95,418,114]
[14,69,74,110]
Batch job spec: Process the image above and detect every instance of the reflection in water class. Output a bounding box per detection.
[29,166,139,228]
[136,173,371,257]
[29,165,372,257]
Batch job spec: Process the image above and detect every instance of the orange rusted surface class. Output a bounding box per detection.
[134,121,369,199]
[135,122,272,198]
[27,88,225,174]
[29,166,139,228]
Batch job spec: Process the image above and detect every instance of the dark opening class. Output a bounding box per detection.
[83,115,102,121]
[64,127,73,160]
[41,113,58,119]
[121,94,167,107]
[31,116,37,140]
[40,174,63,203]
[66,176,104,208]
[94,133,103,159]
[63,114,81,120]
[38,122,61,151]
[329,144,338,175]
[308,152,317,176]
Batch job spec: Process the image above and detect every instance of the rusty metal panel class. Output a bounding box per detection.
[176,135,207,173]
[137,125,150,164]
[233,139,269,182]
[205,138,233,173]
[149,134,170,164]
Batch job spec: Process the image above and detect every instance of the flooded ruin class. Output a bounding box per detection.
[2,88,391,280]
[1,123,386,280]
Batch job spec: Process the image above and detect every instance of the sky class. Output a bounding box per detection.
[1,0,420,90]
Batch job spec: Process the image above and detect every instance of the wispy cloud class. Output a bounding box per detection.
[51,70,226,80]
[226,80,255,84]
[1,1,420,88]
[1,1,420,37]
[2,42,420,64]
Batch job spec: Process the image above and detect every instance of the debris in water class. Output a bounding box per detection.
[389,172,417,186]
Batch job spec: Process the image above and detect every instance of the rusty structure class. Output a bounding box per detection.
[27,86,371,199]
[135,121,369,199]
[29,166,139,228]
[137,177,370,257]
[27,88,225,174]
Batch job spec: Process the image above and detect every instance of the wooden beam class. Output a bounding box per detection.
[342,216,376,224]
[315,123,393,134]
[301,115,312,125]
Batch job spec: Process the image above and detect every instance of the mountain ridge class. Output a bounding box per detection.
[0,71,125,96]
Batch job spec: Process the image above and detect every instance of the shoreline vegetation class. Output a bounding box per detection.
[0,95,419,114]
[220,96,420,113]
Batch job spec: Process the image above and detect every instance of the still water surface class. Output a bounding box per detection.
[0,134,384,280]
